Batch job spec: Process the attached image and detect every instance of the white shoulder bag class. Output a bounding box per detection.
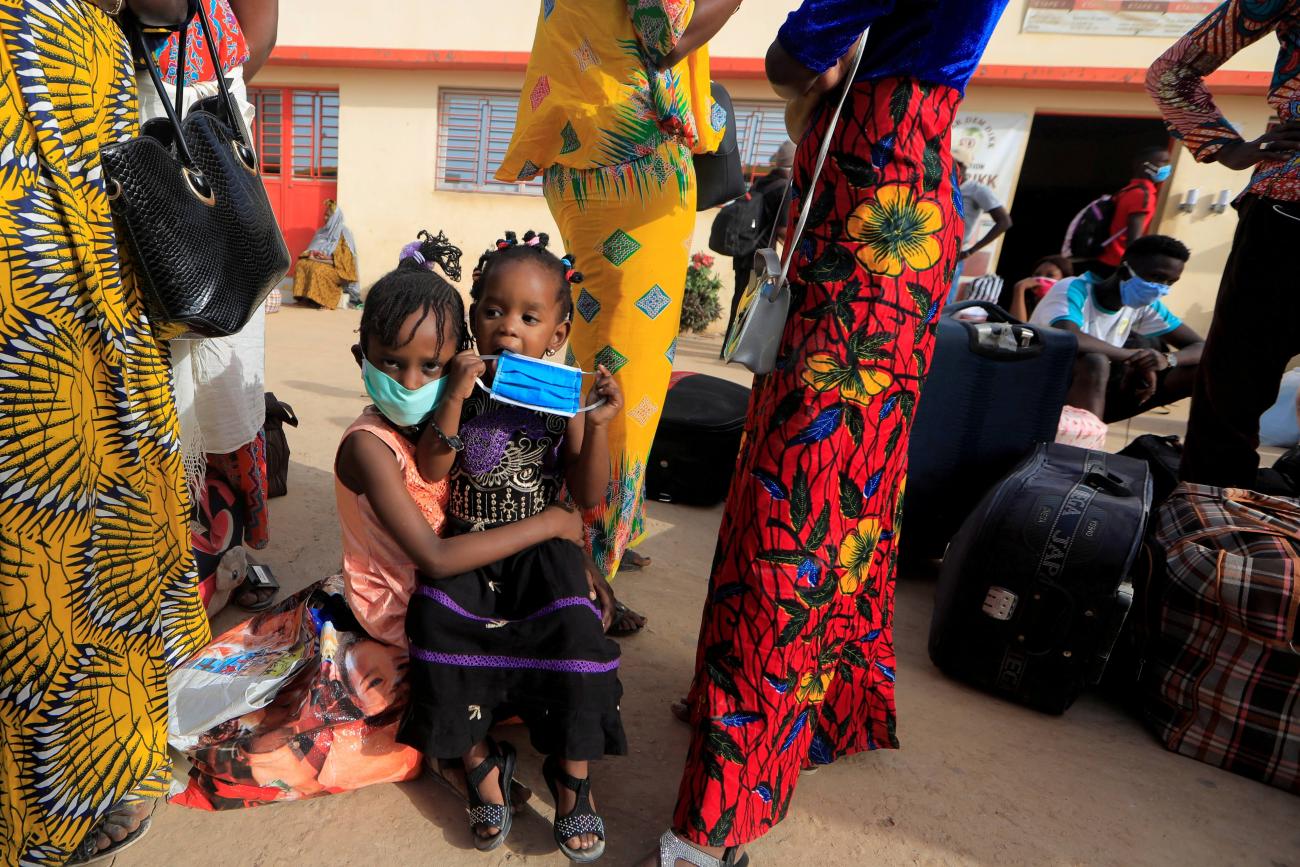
[722,35,869,375]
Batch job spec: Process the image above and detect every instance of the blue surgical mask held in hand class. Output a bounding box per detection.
[1119,266,1171,309]
[478,351,602,418]
[362,359,448,427]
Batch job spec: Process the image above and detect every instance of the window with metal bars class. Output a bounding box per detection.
[431,92,787,194]
[733,100,791,180]
[248,87,339,180]
[249,88,282,175]
[437,90,541,196]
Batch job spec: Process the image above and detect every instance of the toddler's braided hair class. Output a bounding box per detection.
[470,229,581,322]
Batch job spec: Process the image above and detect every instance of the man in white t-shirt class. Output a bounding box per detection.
[1030,234,1205,422]
[948,149,1013,301]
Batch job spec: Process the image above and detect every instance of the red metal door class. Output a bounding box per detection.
[250,87,339,261]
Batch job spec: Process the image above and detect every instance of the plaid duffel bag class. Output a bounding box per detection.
[1143,484,1300,793]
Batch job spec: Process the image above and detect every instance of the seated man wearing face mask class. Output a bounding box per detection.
[1031,234,1204,423]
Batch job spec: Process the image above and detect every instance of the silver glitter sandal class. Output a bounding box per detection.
[657,829,749,867]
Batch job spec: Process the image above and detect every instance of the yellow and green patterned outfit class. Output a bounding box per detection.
[498,0,722,580]
[0,3,210,863]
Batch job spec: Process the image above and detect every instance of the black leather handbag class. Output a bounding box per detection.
[693,82,746,211]
[102,3,290,338]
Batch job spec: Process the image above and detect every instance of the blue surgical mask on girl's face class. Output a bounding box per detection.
[1150,164,1172,183]
[479,351,594,418]
[1119,267,1171,309]
[362,359,448,427]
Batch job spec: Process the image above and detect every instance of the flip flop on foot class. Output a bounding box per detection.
[671,697,690,725]
[234,563,279,612]
[607,601,646,637]
[68,798,155,865]
[620,549,652,571]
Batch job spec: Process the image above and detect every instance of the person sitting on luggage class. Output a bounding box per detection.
[1007,254,1072,321]
[1030,234,1204,423]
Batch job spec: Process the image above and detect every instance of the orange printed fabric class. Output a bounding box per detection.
[1146,0,1300,202]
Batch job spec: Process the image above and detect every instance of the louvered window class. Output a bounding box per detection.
[437,90,541,195]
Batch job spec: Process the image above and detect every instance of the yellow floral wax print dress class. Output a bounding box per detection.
[0,3,210,864]
[497,0,724,580]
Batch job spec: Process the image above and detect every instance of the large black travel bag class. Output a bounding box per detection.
[929,443,1153,714]
[1118,434,1183,508]
[904,301,1077,559]
[646,372,750,506]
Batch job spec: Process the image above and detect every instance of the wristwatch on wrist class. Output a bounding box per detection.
[430,420,464,452]
[1164,351,1179,369]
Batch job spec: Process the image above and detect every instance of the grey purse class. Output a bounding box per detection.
[722,36,868,375]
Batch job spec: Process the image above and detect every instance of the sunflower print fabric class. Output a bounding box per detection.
[671,78,963,847]
[0,4,210,864]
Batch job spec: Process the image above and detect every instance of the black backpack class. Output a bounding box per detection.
[1061,194,1118,259]
[708,188,767,258]
[1118,434,1183,508]
[1062,182,1150,259]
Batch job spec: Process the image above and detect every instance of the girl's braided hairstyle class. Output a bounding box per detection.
[470,230,582,322]
[359,230,469,353]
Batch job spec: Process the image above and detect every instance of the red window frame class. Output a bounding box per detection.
[249,86,339,181]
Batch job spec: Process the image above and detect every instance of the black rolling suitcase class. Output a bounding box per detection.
[646,372,750,506]
[904,301,1076,559]
[929,443,1153,713]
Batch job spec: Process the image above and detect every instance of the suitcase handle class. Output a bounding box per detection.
[1086,579,1135,684]
[947,302,1053,361]
[1083,470,1133,498]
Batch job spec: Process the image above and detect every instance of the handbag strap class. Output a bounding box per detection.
[777,34,869,286]
[124,0,252,172]
[192,0,252,149]
[127,9,197,168]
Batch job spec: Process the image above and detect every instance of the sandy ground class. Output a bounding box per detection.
[119,304,1299,867]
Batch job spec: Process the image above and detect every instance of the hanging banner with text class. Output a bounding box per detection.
[1021,0,1217,38]
[952,111,1030,279]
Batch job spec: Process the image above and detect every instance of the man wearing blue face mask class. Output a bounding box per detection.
[1091,146,1172,278]
[1031,234,1205,423]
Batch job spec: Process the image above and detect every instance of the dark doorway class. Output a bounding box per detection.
[997,113,1171,288]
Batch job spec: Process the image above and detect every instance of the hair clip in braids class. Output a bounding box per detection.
[561,253,584,286]
[470,230,575,323]
[400,241,427,266]
[400,230,463,282]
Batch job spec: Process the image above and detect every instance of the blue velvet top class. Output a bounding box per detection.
[776,0,1010,95]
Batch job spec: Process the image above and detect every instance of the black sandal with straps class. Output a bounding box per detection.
[465,739,516,851]
[542,754,607,862]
